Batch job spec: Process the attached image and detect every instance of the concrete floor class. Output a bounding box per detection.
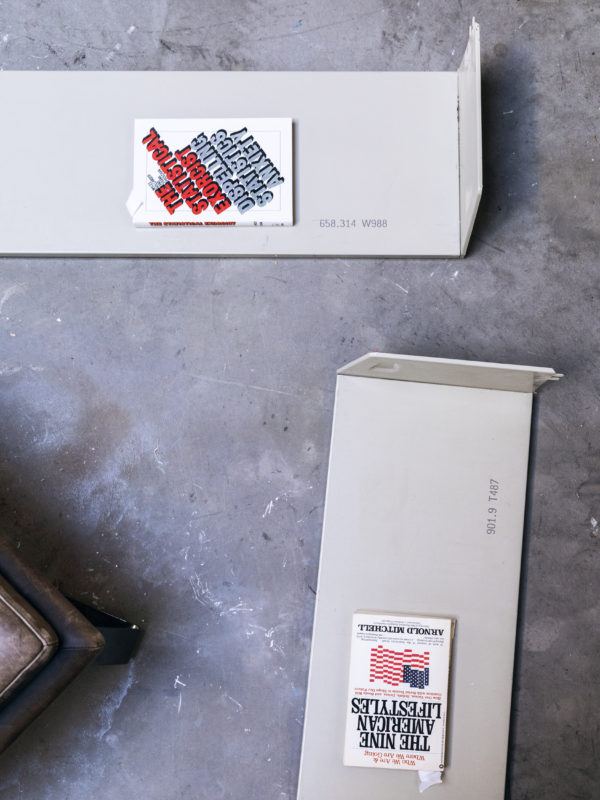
[0,1,598,798]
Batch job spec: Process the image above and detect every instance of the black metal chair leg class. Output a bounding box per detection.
[67,599,143,665]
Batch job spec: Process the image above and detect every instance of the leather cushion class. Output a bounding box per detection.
[0,537,104,754]
[0,573,58,704]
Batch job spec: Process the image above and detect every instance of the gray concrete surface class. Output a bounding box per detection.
[0,2,598,799]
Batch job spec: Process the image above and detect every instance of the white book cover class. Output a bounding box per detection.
[127,118,293,227]
[343,612,454,773]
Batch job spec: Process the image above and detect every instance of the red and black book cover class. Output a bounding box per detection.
[344,612,454,772]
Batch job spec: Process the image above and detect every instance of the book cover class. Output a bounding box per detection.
[128,118,293,227]
[343,611,454,772]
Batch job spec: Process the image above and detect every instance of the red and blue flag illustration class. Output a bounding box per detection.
[369,645,430,689]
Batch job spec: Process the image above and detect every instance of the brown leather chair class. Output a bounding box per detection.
[0,537,120,753]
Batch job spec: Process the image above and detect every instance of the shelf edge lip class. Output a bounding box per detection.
[337,352,562,394]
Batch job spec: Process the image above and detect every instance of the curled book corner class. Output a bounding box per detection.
[126,190,144,219]
[418,770,443,793]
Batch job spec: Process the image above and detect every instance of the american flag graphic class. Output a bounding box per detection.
[369,645,430,689]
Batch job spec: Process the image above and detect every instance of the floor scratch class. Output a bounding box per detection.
[189,373,304,399]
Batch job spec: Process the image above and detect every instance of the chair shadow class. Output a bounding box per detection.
[0,393,161,792]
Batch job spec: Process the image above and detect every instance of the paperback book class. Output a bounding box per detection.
[128,118,293,227]
[343,611,454,773]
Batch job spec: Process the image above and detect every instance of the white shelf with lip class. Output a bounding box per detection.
[0,21,481,257]
[297,351,561,800]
